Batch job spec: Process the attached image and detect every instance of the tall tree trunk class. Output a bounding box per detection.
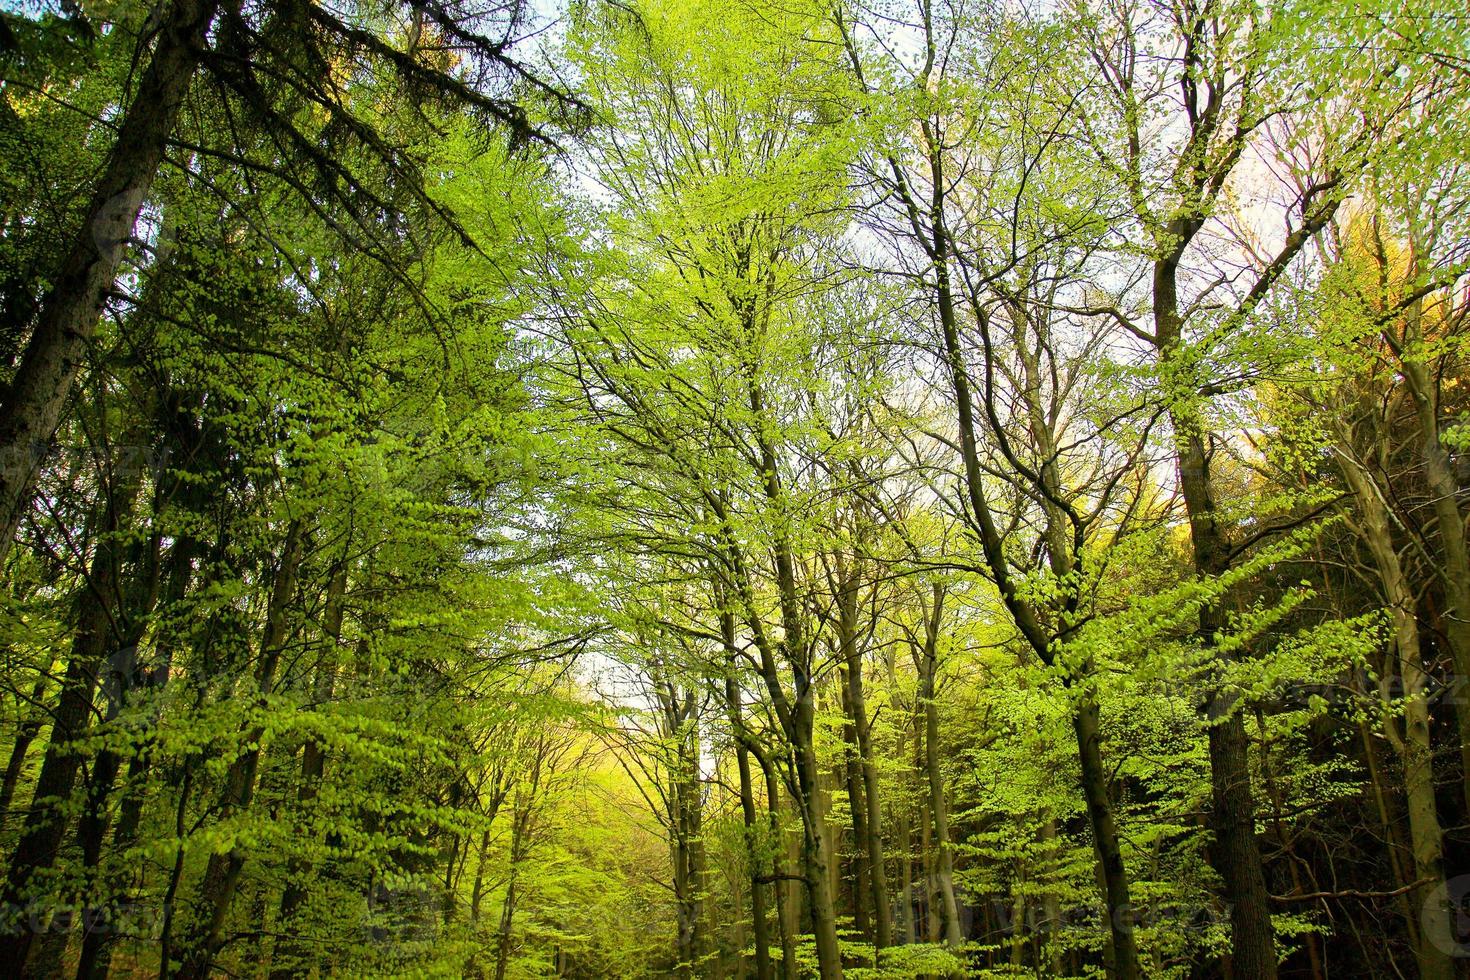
[469,828,492,924]
[742,366,842,979]
[269,560,347,980]
[933,227,1137,979]
[83,529,198,980]
[1039,818,1065,977]
[1071,692,1138,980]
[654,672,707,979]
[839,664,873,943]
[919,779,935,944]
[723,603,774,980]
[1255,709,1324,980]
[494,790,533,980]
[0,466,145,975]
[174,520,304,980]
[72,525,163,980]
[493,874,517,980]
[882,634,917,947]
[733,720,771,980]
[1401,342,1470,814]
[759,759,798,979]
[1357,700,1423,954]
[915,587,963,950]
[922,663,963,950]
[896,801,915,946]
[1154,246,1278,980]
[464,783,508,978]
[156,755,196,980]
[0,0,216,563]
[1337,451,1456,978]
[836,562,891,950]
[675,716,708,978]
[793,690,843,979]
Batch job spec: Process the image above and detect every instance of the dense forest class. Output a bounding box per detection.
[1,0,1468,977]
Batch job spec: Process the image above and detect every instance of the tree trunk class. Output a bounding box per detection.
[1155,249,1278,980]
[72,526,164,980]
[1039,818,1065,977]
[723,617,773,980]
[743,365,842,978]
[1337,451,1456,978]
[1401,348,1470,814]
[838,569,891,950]
[0,468,145,974]
[0,0,216,563]
[269,561,348,980]
[494,789,533,980]
[759,757,798,980]
[174,520,304,980]
[0,679,49,836]
[839,664,873,943]
[793,689,843,979]
[915,588,963,950]
[932,220,1137,978]
[676,719,708,978]
[494,875,517,980]
[887,647,916,947]
[734,729,771,980]
[469,828,492,924]
[1255,709,1324,980]
[82,529,198,980]
[1072,694,1140,980]
[923,666,963,950]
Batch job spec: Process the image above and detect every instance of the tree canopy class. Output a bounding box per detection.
[2,0,1469,977]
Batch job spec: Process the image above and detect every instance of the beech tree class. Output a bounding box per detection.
[2,0,1469,977]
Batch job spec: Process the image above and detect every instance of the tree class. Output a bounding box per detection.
[0,0,581,565]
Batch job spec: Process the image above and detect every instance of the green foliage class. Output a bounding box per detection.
[2,0,1468,977]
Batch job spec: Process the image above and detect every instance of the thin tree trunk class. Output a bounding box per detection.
[886,645,916,947]
[915,589,962,950]
[494,790,533,980]
[174,521,304,980]
[839,664,873,943]
[723,601,773,980]
[269,560,347,980]
[734,728,771,980]
[761,758,798,980]
[676,715,708,977]
[0,679,49,836]
[157,758,196,980]
[493,875,516,980]
[1255,709,1324,980]
[469,828,492,924]
[0,467,145,974]
[820,758,840,923]
[897,802,914,945]
[1039,819,1064,977]
[837,564,890,950]
[923,673,963,949]
[464,784,507,978]
[1358,697,1423,954]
